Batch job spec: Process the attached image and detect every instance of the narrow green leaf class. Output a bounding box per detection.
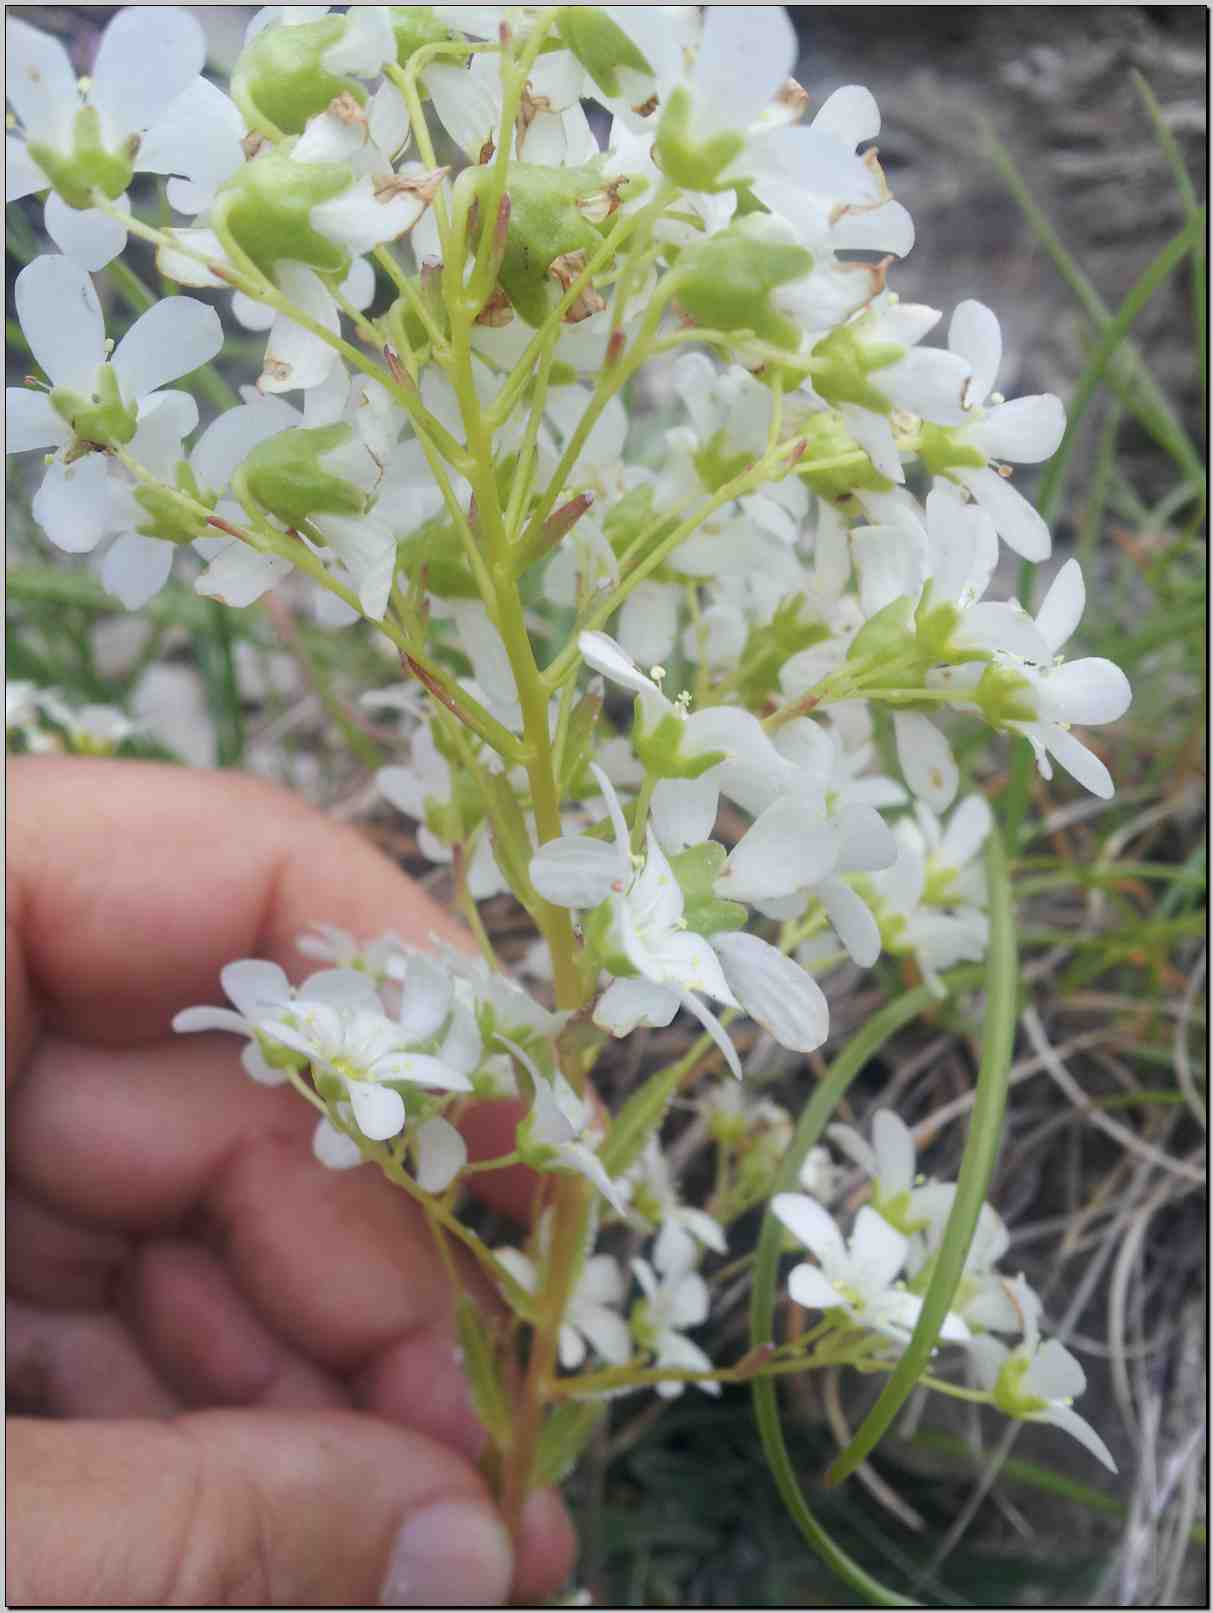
[749,968,986,1607]
[826,828,1018,1486]
[532,1401,605,1487]
[455,1295,513,1451]
[600,1062,681,1178]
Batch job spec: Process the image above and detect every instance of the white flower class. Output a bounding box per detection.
[514,1052,632,1216]
[798,1145,845,1205]
[968,1277,1116,1472]
[935,301,1067,561]
[376,726,507,899]
[773,1193,970,1348]
[258,998,472,1143]
[631,1239,718,1400]
[628,1137,728,1272]
[496,1235,631,1371]
[7,10,207,269]
[905,1184,1023,1336]
[8,256,222,557]
[826,1108,918,1218]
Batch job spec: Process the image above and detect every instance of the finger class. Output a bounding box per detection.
[5,1193,132,1308]
[7,1299,180,1418]
[126,1240,350,1412]
[8,756,466,1064]
[7,1410,530,1607]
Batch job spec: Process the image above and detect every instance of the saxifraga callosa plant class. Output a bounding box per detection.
[8,4,1159,1600]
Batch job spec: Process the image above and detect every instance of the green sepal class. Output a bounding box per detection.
[397,514,481,599]
[27,105,133,211]
[133,476,208,545]
[49,364,137,450]
[582,900,636,984]
[558,685,604,797]
[389,5,460,67]
[671,222,813,352]
[666,841,752,934]
[468,162,608,327]
[455,1296,515,1449]
[231,14,360,137]
[556,7,653,101]
[238,423,367,527]
[634,709,726,781]
[693,428,751,494]
[974,662,1037,728]
[482,769,540,914]
[989,1352,1049,1420]
[734,592,829,706]
[810,323,904,414]
[917,421,987,476]
[212,150,352,279]
[533,1402,606,1487]
[797,412,892,500]
[846,595,916,665]
[684,895,749,937]
[655,83,746,194]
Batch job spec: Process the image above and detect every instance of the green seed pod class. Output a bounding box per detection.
[671,221,813,352]
[556,7,654,101]
[232,14,363,137]
[237,423,368,528]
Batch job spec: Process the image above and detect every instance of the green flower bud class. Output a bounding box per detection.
[556,7,654,101]
[27,105,134,211]
[232,14,363,137]
[49,363,137,449]
[672,221,813,352]
[917,421,986,476]
[974,661,1036,728]
[213,150,352,279]
[237,423,367,527]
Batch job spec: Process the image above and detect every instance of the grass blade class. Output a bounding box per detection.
[825,827,1018,1486]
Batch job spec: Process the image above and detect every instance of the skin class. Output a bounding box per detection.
[6,757,576,1607]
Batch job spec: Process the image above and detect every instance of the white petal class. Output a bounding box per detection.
[1035,1404,1117,1473]
[191,396,299,492]
[195,541,293,607]
[619,580,680,667]
[872,1111,915,1196]
[297,968,378,1007]
[813,84,880,145]
[831,198,914,257]
[16,256,106,391]
[90,6,206,135]
[755,122,881,204]
[852,523,922,618]
[1041,659,1131,726]
[722,799,838,902]
[954,466,1052,561]
[221,959,291,1020]
[841,406,904,485]
[711,932,829,1053]
[6,21,78,143]
[112,297,223,403]
[32,456,124,553]
[415,1115,467,1192]
[788,1264,845,1312]
[241,1041,289,1086]
[45,193,129,271]
[368,80,411,161]
[100,532,175,609]
[1040,727,1115,800]
[880,347,973,426]
[172,1006,250,1036]
[819,878,881,967]
[894,712,958,813]
[772,1193,848,1270]
[938,794,992,870]
[6,136,47,202]
[157,227,231,289]
[1023,1338,1086,1403]
[694,3,796,132]
[313,1117,365,1169]
[849,1204,910,1293]
[322,4,395,75]
[348,1079,406,1141]
[530,835,622,910]
[315,512,396,621]
[673,989,741,1080]
[5,388,70,454]
[393,954,452,1041]
[260,263,340,394]
[425,58,503,156]
[579,630,661,698]
[965,396,1066,465]
[593,978,680,1036]
[948,300,1000,410]
[1034,558,1085,654]
[340,256,376,312]
[650,776,720,855]
[138,77,245,197]
[825,1123,879,1177]
[576,1305,632,1367]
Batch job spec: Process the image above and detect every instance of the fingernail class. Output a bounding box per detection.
[381,1500,514,1607]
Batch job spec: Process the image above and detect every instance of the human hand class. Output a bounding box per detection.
[6,757,575,1607]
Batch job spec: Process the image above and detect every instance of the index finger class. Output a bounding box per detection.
[7,756,466,1069]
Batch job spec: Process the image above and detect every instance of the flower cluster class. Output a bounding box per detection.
[8,2,1131,1498]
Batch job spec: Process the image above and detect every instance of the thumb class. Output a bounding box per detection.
[7,1410,518,1607]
